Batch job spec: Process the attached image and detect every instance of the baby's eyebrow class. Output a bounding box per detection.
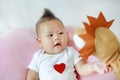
[46,30,53,33]
[47,32,53,35]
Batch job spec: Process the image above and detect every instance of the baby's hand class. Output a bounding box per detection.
[92,61,112,74]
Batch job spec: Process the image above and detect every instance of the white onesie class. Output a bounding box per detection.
[28,47,82,80]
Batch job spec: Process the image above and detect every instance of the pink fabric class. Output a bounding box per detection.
[0,27,116,80]
[0,28,39,80]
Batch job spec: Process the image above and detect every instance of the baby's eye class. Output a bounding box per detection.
[59,32,64,35]
[48,34,53,37]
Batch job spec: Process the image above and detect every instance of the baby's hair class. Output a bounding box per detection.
[36,8,63,37]
[40,8,56,19]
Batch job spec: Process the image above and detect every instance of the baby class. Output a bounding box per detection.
[26,9,111,80]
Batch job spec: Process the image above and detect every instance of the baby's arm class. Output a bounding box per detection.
[75,59,111,76]
[26,69,39,80]
[75,60,95,76]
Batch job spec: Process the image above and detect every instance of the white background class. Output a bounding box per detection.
[0,0,120,39]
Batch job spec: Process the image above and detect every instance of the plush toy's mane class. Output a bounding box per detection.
[79,12,114,59]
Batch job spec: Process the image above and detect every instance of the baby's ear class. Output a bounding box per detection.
[36,37,41,43]
[36,37,42,47]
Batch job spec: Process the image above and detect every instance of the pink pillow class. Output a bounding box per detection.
[0,28,39,80]
[0,27,116,80]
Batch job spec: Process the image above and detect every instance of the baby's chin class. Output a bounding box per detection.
[45,46,66,54]
[52,47,66,54]
[54,49,64,54]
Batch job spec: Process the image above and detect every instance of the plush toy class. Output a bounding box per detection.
[73,12,120,80]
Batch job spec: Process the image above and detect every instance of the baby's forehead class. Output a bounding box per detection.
[41,20,64,28]
[45,26,65,33]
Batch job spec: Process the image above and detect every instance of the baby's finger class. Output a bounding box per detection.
[104,66,112,73]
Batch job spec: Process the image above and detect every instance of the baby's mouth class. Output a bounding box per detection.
[54,43,61,47]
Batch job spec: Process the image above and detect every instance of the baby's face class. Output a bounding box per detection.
[37,19,68,54]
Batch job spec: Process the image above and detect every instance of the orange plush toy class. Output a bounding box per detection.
[73,12,120,80]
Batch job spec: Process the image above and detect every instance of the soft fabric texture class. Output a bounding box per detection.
[0,27,116,80]
[74,12,114,59]
[94,27,120,80]
[0,28,39,80]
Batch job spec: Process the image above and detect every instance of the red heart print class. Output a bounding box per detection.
[54,63,66,74]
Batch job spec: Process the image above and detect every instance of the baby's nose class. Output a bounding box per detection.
[54,34,59,40]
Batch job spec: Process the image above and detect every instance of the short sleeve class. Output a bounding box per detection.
[28,51,40,73]
[69,47,83,65]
